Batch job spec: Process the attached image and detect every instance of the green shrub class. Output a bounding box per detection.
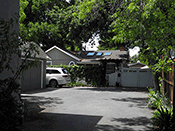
[0,79,23,131]
[152,106,174,131]
[68,82,86,87]
[147,88,171,109]
[147,87,175,130]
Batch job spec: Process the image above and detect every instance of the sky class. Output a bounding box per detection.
[82,34,100,51]
[129,46,140,57]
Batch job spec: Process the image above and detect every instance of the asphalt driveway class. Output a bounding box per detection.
[22,87,154,131]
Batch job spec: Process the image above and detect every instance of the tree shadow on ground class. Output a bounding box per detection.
[22,96,63,106]
[22,86,73,94]
[94,117,153,131]
[111,117,151,126]
[111,97,148,109]
[22,87,61,94]
[94,125,134,131]
[22,96,63,122]
[76,87,149,93]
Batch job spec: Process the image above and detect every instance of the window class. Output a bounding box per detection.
[46,61,52,67]
[104,52,112,56]
[51,70,61,74]
[96,52,102,56]
[46,69,61,74]
[87,52,95,56]
[62,69,68,74]
[46,61,52,65]
[46,69,51,74]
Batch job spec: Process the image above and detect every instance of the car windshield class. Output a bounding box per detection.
[62,69,68,74]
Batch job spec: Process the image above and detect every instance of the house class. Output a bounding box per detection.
[45,45,155,87]
[45,46,81,66]
[77,50,129,72]
[77,50,129,86]
[45,46,129,86]
[21,42,51,91]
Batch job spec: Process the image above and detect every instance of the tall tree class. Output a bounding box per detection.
[74,0,123,50]
[75,0,175,91]
[111,0,175,91]
[19,0,74,50]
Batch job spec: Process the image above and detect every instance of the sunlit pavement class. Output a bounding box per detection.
[22,86,154,131]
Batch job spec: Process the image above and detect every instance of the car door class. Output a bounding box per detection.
[50,69,62,81]
[61,68,71,83]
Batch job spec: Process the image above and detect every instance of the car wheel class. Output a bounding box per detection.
[49,80,58,88]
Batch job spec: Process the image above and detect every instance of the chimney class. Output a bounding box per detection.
[120,46,125,51]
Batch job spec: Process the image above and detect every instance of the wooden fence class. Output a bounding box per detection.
[162,63,174,103]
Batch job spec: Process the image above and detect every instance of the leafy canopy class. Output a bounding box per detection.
[77,0,175,72]
[111,0,175,72]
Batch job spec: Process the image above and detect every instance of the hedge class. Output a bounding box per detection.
[50,64,106,87]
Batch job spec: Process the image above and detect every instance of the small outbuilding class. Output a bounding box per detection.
[21,42,51,91]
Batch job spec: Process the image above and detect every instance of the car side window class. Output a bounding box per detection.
[46,69,51,74]
[51,70,61,74]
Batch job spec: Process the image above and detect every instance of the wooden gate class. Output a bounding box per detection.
[121,68,153,87]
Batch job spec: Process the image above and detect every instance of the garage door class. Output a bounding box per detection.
[121,68,153,87]
[21,60,42,91]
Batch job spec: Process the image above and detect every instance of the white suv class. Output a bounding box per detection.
[46,67,71,88]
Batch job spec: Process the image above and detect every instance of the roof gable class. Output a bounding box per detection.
[21,42,51,60]
[45,46,81,61]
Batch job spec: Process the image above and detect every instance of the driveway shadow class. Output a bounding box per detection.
[77,87,149,93]
[23,95,102,131]
[24,113,102,131]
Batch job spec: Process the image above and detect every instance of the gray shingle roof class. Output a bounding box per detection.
[77,50,129,64]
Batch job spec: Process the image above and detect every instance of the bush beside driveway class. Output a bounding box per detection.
[22,86,154,131]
